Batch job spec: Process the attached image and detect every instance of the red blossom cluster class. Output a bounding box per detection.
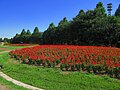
[9,45,120,78]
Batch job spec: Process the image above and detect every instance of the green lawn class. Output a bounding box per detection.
[0,53,120,90]
[0,45,28,51]
[0,77,28,90]
[0,45,30,90]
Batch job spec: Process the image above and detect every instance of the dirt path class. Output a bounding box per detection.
[0,50,12,54]
[0,50,44,90]
[0,84,10,90]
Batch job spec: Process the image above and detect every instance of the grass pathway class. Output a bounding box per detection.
[0,72,43,90]
[0,50,44,90]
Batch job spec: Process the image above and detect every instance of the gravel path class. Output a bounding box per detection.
[0,50,44,90]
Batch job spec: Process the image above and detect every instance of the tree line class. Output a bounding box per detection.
[4,2,120,47]
[11,27,42,44]
[0,38,10,43]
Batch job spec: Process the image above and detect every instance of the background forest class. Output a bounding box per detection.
[1,2,120,47]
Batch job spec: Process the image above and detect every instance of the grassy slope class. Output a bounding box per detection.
[0,45,30,90]
[0,77,28,90]
[0,45,28,51]
[0,53,120,90]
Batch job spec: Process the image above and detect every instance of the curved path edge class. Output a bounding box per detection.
[0,72,43,90]
[0,50,44,90]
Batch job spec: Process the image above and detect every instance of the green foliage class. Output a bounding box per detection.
[75,64,81,71]
[115,4,120,16]
[11,2,120,47]
[3,38,11,43]
[0,38,2,42]
[20,29,26,36]
[86,65,92,73]
[71,64,75,71]
[29,27,42,44]
[94,2,106,17]
[113,68,120,78]
[33,27,39,34]
[41,2,120,46]
[12,27,42,44]
[47,23,55,30]
[58,17,69,29]
[42,22,56,44]
[26,29,31,35]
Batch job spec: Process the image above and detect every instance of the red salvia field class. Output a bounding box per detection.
[9,45,120,78]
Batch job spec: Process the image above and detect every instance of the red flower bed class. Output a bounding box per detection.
[9,45,120,78]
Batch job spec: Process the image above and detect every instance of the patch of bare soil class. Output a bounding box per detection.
[61,71,69,75]
[0,84,10,90]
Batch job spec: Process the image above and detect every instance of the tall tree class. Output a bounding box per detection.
[58,17,69,29]
[47,23,56,30]
[33,27,39,34]
[42,23,56,44]
[20,29,26,36]
[3,38,10,42]
[0,38,2,42]
[30,27,42,43]
[19,29,27,43]
[56,17,70,44]
[26,29,31,35]
[94,2,106,17]
[25,29,31,43]
[115,4,120,16]
[12,33,20,43]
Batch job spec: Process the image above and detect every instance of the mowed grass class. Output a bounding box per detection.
[0,77,29,90]
[0,53,120,90]
[0,45,28,51]
[0,45,32,90]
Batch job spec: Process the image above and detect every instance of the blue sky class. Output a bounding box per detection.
[0,0,119,38]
